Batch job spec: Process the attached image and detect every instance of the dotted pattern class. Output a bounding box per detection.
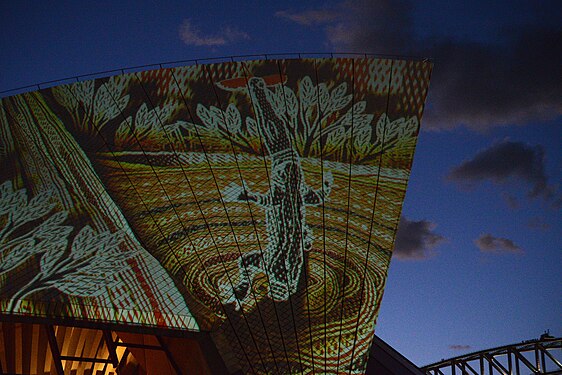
[397,60,433,118]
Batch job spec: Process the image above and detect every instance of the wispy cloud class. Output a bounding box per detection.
[501,192,520,209]
[275,0,562,130]
[526,217,551,231]
[449,344,471,351]
[393,216,446,260]
[474,233,523,254]
[448,140,557,203]
[324,0,413,54]
[275,9,339,26]
[179,19,249,47]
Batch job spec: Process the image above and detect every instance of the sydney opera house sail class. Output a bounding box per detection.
[0,57,432,374]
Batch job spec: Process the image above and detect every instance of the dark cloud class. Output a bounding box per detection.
[501,192,520,209]
[448,140,554,201]
[474,234,523,254]
[424,27,562,130]
[276,1,562,130]
[324,0,414,55]
[526,217,551,231]
[449,344,471,351]
[393,216,445,260]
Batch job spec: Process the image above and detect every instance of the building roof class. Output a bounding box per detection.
[0,56,432,373]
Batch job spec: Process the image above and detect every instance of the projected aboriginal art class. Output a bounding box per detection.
[220,77,334,307]
[0,57,432,374]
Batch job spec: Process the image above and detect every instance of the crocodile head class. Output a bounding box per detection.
[248,77,293,154]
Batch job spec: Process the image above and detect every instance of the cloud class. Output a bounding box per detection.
[423,27,562,130]
[275,9,339,26]
[526,217,550,231]
[449,344,471,351]
[179,19,249,47]
[474,234,523,254]
[276,1,562,130]
[501,192,520,209]
[325,0,414,55]
[277,1,413,54]
[223,26,251,43]
[393,216,446,260]
[448,140,555,201]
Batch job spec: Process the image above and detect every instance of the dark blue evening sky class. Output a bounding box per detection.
[1,0,560,366]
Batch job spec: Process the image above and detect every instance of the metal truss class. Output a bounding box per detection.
[422,336,562,375]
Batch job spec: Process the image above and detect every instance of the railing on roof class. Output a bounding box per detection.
[0,52,431,98]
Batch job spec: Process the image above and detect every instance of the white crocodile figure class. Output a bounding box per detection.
[221,77,332,309]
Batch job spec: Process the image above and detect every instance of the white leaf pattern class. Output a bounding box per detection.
[0,181,71,277]
[284,88,298,121]
[89,72,419,161]
[226,104,241,134]
[39,238,67,275]
[299,76,316,107]
[246,117,258,137]
[210,106,225,129]
[0,240,35,274]
[51,75,130,135]
[52,227,130,297]
[8,223,133,310]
